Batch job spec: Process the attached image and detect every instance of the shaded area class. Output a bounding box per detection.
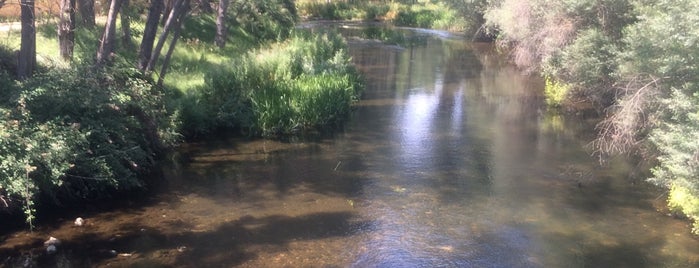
[1,212,369,267]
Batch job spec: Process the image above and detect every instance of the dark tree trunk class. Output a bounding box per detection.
[138,0,164,71]
[77,0,95,27]
[120,0,133,48]
[58,0,76,61]
[198,0,212,13]
[214,0,228,48]
[96,0,123,64]
[158,0,189,86]
[160,0,173,26]
[18,0,36,80]
[145,0,186,73]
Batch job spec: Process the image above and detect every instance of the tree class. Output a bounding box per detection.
[214,0,229,48]
[17,0,36,79]
[138,0,164,70]
[158,0,189,86]
[121,0,133,48]
[77,0,95,27]
[198,0,212,13]
[145,0,188,73]
[96,0,124,64]
[59,0,76,61]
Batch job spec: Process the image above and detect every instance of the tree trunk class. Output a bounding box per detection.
[158,0,188,87]
[214,0,228,48]
[198,0,212,13]
[160,0,173,26]
[77,0,95,27]
[17,0,36,80]
[138,0,164,71]
[96,0,123,64]
[58,0,76,61]
[120,0,132,48]
[145,0,186,73]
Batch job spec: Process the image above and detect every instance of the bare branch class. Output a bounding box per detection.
[592,75,661,159]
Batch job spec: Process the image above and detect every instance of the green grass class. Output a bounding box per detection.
[188,32,363,137]
[297,0,472,32]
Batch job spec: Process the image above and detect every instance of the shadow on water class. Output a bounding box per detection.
[2,212,368,267]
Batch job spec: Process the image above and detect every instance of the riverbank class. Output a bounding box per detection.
[0,1,363,232]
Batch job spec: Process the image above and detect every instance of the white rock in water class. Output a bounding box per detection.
[46,244,57,254]
[44,236,61,246]
[74,217,84,226]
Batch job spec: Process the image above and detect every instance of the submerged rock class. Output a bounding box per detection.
[44,237,61,254]
[74,217,84,227]
[46,244,57,254]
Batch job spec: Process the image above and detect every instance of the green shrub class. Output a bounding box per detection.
[0,64,179,226]
[668,183,699,234]
[231,0,299,43]
[544,75,570,107]
[192,32,363,137]
[298,1,355,20]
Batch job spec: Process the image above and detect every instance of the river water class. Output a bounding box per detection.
[2,23,699,267]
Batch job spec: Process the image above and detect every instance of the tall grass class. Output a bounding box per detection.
[298,1,471,32]
[186,32,363,137]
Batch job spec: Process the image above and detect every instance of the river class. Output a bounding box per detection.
[1,22,698,267]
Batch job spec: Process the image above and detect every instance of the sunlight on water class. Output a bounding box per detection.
[3,22,699,268]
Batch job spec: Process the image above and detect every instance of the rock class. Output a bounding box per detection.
[46,244,57,254]
[44,236,61,246]
[44,236,61,254]
[74,217,84,227]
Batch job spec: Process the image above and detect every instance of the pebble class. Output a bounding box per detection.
[74,217,84,227]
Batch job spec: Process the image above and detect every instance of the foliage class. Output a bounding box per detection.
[298,1,357,20]
[297,1,475,33]
[486,0,699,233]
[543,75,570,107]
[188,32,363,137]
[668,183,699,234]
[0,64,178,226]
[230,0,298,43]
[617,0,699,231]
[547,28,620,107]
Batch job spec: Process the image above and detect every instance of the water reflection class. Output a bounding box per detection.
[3,23,699,267]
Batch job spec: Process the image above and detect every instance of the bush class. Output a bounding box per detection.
[191,32,363,137]
[298,1,356,20]
[543,75,570,107]
[0,64,179,226]
[545,28,620,107]
[231,0,299,43]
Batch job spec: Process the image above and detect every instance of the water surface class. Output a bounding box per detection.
[2,23,698,267]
